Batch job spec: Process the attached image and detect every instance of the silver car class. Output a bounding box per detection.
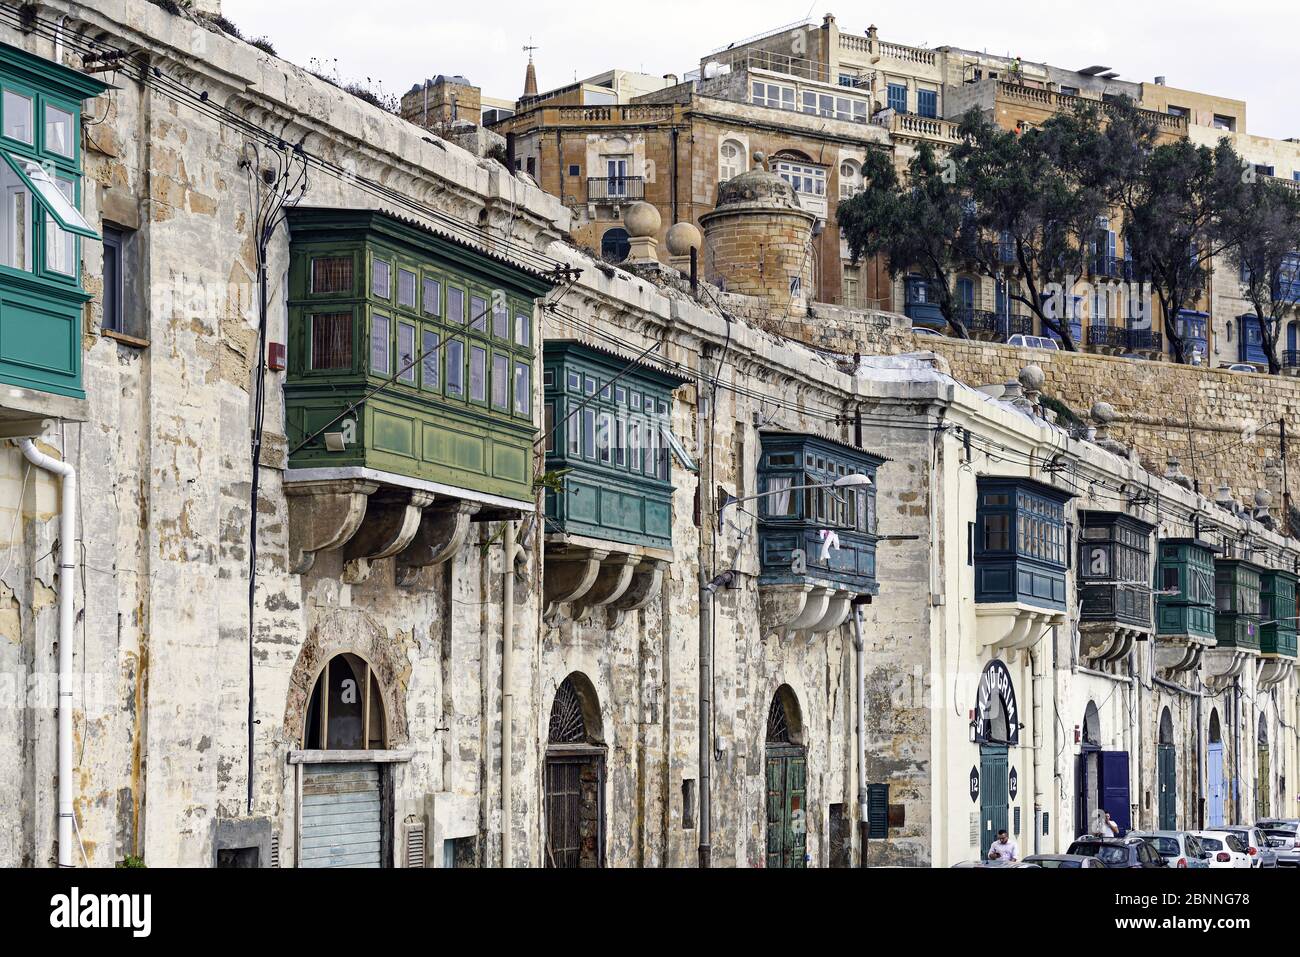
[1130,831,1211,869]
[1223,825,1277,868]
[1258,819,1300,867]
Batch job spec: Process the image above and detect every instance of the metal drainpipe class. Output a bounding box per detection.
[852,603,868,866]
[697,574,712,868]
[20,438,76,867]
[1031,641,1045,855]
[501,520,518,866]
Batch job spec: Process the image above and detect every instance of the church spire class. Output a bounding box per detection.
[522,43,538,98]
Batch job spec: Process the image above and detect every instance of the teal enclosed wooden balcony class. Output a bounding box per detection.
[1077,511,1154,663]
[284,208,551,510]
[1213,557,1262,652]
[541,340,687,550]
[973,477,1070,612]
[1153,537,1217,672]
[0,41,107,427]
[1260,568,1298,658]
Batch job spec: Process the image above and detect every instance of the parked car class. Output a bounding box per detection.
[1129,831,1210,869]
[1222,825,1278,868]
[912,327,944,338]
[1008,334,1060,351]
[1194,831,1252,868]
[1065,837,1167,868]
[1226,363,1257,373]
[1257,820,1300,867]
[951,859,1042,868]
[1022,853,1107,869]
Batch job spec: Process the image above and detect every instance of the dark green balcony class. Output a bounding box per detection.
[1078,511,1154,629]
[974,477,1071,612]
[1213,557,1262,652]
[284,207,552,509]
[1155,538,1217,643]
[0,41,108,425]
[542,340,686,550]
[1260,568,1298,658]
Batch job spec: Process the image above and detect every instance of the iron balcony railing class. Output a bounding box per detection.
[1285,350,1300,368]
[1091,256,1134,281]
[1128,329,1163,352]
[961,308,1031,339]
[586,176,645,203]
[1087,325,1128,349]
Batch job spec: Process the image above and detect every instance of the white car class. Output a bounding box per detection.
[1195,830,1252,868]
[1007,334,1060,351]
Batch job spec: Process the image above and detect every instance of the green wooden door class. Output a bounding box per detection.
[1158,744,1177,830]
[979,744,1009,857]
[765,748,808,868]
[1257,747,1271,819]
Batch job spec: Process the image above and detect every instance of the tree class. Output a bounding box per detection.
[838,144,971,338]
[954,109,1109,350]
[1224,177,1300,374]
[1121,138,1246,363]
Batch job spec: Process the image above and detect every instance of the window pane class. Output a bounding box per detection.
[102,230,121,331]
[514,362,531,416]
[397,322,416,383]
[567,404,581,454]
[544,403,554,452]
[45,104,73,157]
[470,295,487,331]
[311,312,352,369]
[597,412,613,463]
[3,91,31,143]
[493,299,509,339]
[372,259,391,299]
[629,420,641,470]
[421,330,440,390]
[44,176,74,275]
[397,268,417,308]
[0,163,30,270]
[583,408,596,458]
[492,353,509,409]
[447,285,464,323]
[514,312,531,347]
[423,277,441,316]
[370,312,390,374]
[311,256,353,294]
[469,345,487,401]
[445,339,464,396]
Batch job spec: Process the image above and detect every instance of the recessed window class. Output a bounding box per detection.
[514,362,531,416]
[422,276,441,316]
[421,330,440,390]
[445,339,464,396]
[101,223,142,337]
[369,312,390,374]
[568,164,580,177]
[492,352,509,409]
[311,312,352,370]
[469,345,487,402]
[372,258,391,299]
[3,90,31,144]
[311,256,353,294]
[397,321,416,383]
[397,268,417,308]
[44,104,73,157]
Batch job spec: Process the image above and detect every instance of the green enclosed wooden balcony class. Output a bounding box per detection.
[1213,557,1262,652]
[0,41,107,429]
[1260,568,1298,658]
[1077,511,1154,662]
[282,208,555,580]
[1154,538,1217,647]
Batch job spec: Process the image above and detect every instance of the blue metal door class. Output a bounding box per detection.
[1207,742,1226,828]
[1099,750,1131,834]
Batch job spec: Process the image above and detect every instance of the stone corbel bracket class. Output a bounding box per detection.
[395,500,481,587]
[975,604,1065,661]
[1079,625,1146,664]
[286,479,378,574]
[1154,636,1208,674]
[606,559,667,629]
[1202,647,1249,690]
[759,583,859,640]
[543,547,610,622]
[342,489,436,584]
[1257,657,1294,691]
[572,554,641,623]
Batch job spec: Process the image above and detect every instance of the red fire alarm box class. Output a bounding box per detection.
[268,342,286,371]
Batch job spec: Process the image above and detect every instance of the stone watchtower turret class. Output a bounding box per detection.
[698,152,816,317]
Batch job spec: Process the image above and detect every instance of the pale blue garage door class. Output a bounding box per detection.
[301,763,383,868]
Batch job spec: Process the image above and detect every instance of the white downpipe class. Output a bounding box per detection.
[501,521,518,867]
[20,438,76,868]
[852,604,868,863]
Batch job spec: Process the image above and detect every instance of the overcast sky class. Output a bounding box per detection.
[223,0,1300,141]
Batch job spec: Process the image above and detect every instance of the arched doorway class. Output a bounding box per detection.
[1158,708,1176,830]
[974,659,1018,856]
[1208,708,1226,827]
[1075,700,1102,837]
[1257,716,1270,819]
[545,674,606,868]
[765,685,807,868]
[299,653,391,868]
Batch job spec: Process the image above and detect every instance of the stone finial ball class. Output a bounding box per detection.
[1018,364,1045,392]
[1090,401,1115,424]
[753,149,767,169]
[665,221,702,256]
[624,201,661,239]
[1255,488,1273,508]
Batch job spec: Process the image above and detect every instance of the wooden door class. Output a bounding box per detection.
[1158,744,1177,830]
[765,747,808,868]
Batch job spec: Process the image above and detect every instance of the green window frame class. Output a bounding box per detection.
[370,310,391,375]
[445,338,464,397]
[491,350,510,411]
[422,274,441,316]
[468,343,487,404]
[371,255,391,300]
[396,319,417,384]
[420,329,440,392]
